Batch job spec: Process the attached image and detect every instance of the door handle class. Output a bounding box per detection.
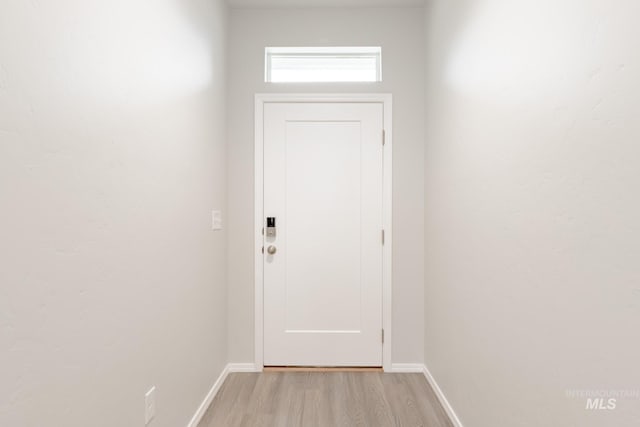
[267,245,277,255]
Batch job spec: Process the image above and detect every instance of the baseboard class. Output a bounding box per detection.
[421,364,464,427]
[228,363,261,372]
[186,364,230,427]
[390,363,425,373]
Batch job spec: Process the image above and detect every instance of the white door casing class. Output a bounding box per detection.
[255,94,393,370]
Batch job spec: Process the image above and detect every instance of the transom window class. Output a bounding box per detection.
[265,47,382,83]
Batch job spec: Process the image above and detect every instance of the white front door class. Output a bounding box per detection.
[262,102,384,367]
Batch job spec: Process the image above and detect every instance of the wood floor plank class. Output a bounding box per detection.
[405,373,454,427]
[198,372,453,427]
[380,375,428,427]
[360,373,396,427]
[311,372,336,427]
[199,373,260,427]
[239,373,283,427]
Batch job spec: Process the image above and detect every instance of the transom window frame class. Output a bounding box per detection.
[264,46,383,83]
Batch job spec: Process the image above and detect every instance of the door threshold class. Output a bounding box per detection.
[263,366,383,373]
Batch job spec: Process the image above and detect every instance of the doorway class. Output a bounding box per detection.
[254,94,393,370]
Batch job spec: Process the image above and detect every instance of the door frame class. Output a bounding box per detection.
[254,93,393,372]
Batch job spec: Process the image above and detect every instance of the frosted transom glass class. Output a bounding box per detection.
[265,47,382,83]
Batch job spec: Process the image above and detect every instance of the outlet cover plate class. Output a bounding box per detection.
[212,210,223,231]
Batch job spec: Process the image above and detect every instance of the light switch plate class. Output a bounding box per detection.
[212,210,222,231]
[145,386,156,425]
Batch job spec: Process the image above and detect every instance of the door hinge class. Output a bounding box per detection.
[382,328,385,344]
[382,229,385,245]
[382,129,386,146]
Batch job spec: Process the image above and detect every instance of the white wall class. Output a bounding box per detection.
[424,1,640,426]
[0,0,228,426]
[227,7,426,364]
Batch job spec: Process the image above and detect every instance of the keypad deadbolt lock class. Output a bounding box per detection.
[266,217,276,237]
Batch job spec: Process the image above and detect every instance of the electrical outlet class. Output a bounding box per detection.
[212,210,222,231]
[145,386,156,425]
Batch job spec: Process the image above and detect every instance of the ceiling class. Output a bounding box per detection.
[227,0,424,8]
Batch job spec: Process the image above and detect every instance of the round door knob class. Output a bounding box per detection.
[267,245,277,255]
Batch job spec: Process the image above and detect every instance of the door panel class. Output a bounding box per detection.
[263,102,383,367]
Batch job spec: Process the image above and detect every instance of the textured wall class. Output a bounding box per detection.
[424,0,640,425]
[227,7,426,365]
[0,0,228,426]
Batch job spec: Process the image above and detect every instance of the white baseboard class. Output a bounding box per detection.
[390,363,425,373]
[422,364,464,427]
[187,363,262,426]
[186,364,230,427]
[228,363,261,372]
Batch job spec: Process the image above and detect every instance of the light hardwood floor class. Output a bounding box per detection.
[198,372,454,427]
